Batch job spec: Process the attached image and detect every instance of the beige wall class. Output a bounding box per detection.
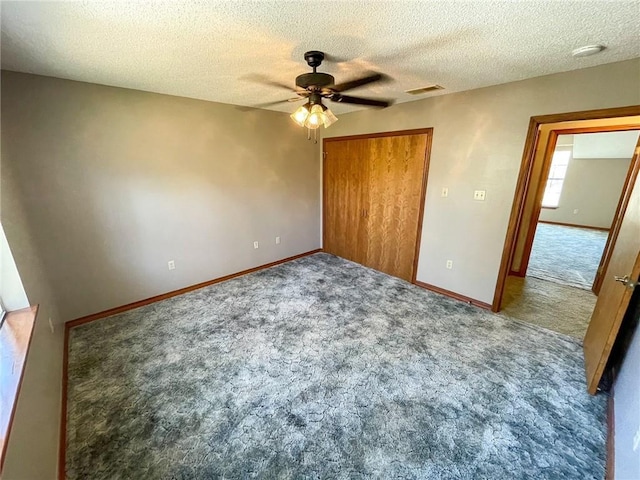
[324,58,640,304]
[2,71,321,322]
[539,157,632,229]
[1,71,320,479]
[1,153,64,479]
[614,305,640,480]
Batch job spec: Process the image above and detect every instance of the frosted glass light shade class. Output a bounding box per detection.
[290,104,310,127]
[304,104,324,130]
[292,102,338,130]
[323,108,338,128]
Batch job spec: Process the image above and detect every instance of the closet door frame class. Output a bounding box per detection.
[322,128,433,283]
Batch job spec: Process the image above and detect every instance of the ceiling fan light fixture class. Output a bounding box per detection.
[290,103,310,127]
[322,107,338,128]
[259,50,390,137]
[304,104,325,129]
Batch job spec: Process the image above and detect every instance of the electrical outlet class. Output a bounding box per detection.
[441,187,449,197]
[254,241,259,249]
[473,190,486,201]
[167,260,175,270]
[275,236,281,245]
[446,260,453,269]
[49,317,54,334]
[633,426,640,452]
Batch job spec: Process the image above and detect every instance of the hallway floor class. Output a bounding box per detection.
[501,275,596,340]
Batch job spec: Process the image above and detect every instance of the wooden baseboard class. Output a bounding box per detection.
[538,220,610,232]
[606,394,615,480]
[58,248,321,479]
[414,280,492,310]
[509,270,526,278]
[66,249,322,329]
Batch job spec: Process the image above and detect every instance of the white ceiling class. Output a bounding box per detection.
[1,1,639,114]
[571,130,639,159]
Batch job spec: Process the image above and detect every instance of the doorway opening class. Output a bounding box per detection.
[493,107,640,339]
[505,129,639,337]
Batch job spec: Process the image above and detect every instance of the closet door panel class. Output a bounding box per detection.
[365,134,428,281]
[323,140,368,264]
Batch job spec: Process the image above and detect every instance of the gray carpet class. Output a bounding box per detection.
[66,253,607,479]
[501,276,596,340]
[528,223,608,290]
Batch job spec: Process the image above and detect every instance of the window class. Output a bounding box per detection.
[541,149,571,208]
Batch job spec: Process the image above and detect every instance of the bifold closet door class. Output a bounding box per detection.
[323,138,368,265]
[365,134,429,281]
[323,130,430,282]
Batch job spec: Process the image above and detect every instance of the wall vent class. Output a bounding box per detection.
[405,85,444,95]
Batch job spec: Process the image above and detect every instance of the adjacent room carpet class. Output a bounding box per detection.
[66,253,607,479]
[527,222,608,290]
[501,275,596,340]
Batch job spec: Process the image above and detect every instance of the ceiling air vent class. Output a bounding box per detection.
[405,85,444,95]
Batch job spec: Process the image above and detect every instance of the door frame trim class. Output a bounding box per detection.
[492,105,640,312]
[322,128,433,284]
[323,128,434,144]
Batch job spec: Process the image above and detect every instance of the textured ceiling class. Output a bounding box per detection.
[1,1,639,114]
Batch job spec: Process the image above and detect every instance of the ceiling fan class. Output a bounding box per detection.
[249,50,393,132]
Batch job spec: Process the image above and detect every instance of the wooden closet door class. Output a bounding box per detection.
[323,139,368,264]
[364,134,429,281]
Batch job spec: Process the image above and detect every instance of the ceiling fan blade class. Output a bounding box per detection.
[331,94,392,108]
[331,72,389,92]
[250,98,302,108]
[323,53,350,64]
[242,74,295,92]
